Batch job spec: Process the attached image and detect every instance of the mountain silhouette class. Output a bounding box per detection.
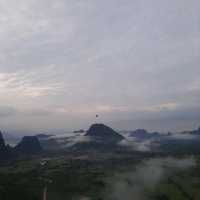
[129,129,159,139]
[85,124,124,142]
[0,131,5,150]
[0,131,13,160]
[70,124,124,152]
[14,136,42,155]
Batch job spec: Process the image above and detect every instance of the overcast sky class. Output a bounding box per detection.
[0,0,200,133]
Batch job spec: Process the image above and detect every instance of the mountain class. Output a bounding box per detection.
[85,124,124,142]
[129,129,159,139]
[0,132,13,160]
[70,124,124,152]
[0,131,5,150]
[1,133,43,161]
[14,136,42,155]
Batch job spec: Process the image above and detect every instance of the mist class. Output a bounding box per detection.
[105,157,196,200]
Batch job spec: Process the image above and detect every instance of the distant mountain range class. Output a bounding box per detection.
[129,129,161,139]
[1,124,200,160]
[35,124,200,153]
[129,127,200,140]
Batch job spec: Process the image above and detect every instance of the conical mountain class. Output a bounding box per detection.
[85,124,124,142]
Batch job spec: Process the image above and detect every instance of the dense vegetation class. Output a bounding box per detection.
[0,154,200,200]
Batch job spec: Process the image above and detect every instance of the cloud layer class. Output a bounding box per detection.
[0,0,200,132]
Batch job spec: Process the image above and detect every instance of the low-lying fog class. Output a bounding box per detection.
[4,128,200,152]
[105,157,196,200]
[78,157,196,200]
[46,131,200,152]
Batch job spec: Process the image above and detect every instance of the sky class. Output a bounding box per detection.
[0,0,200,133]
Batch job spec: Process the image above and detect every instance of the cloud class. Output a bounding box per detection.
[0,66,63,99]
[49,134,92,148]
[0,0,200,131]
[142,103,180,113]
[118,138,152,152]
[0,106,17,117]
